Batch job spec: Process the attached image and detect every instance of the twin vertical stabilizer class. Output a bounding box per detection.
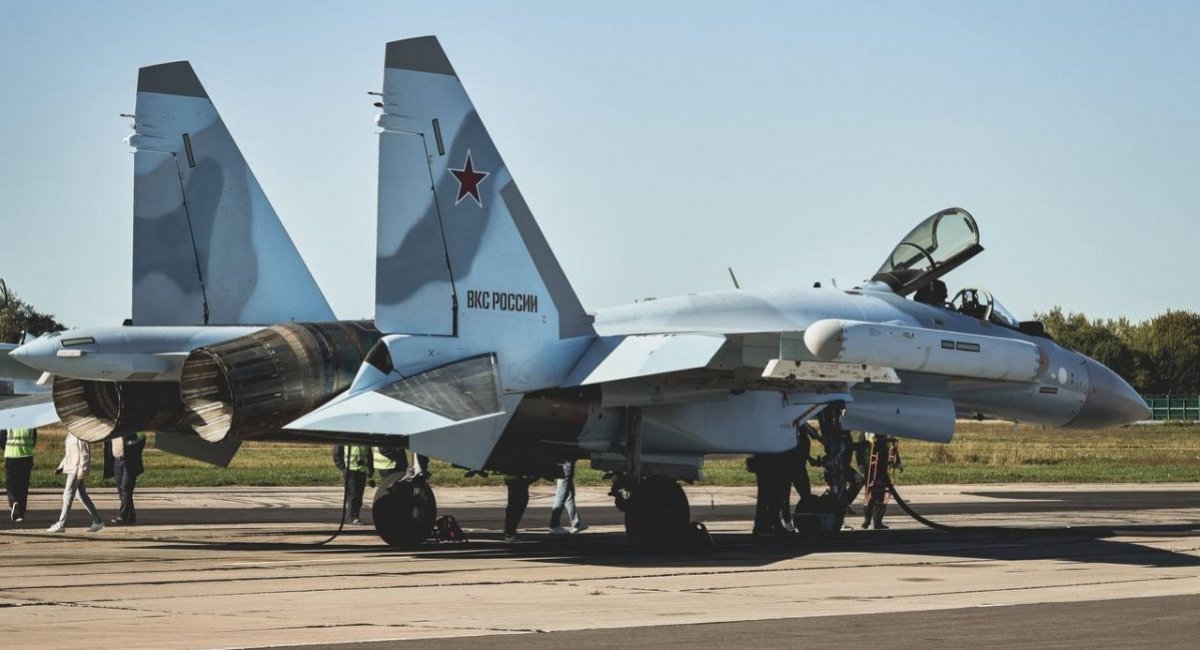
[374,37,592,343]
[129,62,334,326]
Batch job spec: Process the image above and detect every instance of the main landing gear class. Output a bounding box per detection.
[615,475,691,552]
[608,407,693,552]
[372,472,438,549]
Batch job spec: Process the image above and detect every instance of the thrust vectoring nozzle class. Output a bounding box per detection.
[798,319,1045,382]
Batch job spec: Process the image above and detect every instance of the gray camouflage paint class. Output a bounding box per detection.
[375,38,592,340]
[291,37,1148,472]
[130,62,334,326]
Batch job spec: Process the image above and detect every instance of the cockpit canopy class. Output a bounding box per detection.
[871,207,983,296]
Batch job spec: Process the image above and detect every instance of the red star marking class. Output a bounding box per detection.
[448,150,489,207]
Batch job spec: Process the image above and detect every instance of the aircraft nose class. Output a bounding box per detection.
[9,337,57,371]
[1067,357,1152,428]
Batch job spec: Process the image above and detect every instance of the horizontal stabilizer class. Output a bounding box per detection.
[0,393,59,428]
[285,355,517,469]
[565,334,726,386]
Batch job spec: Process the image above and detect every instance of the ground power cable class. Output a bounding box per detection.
[883,478,1118,538]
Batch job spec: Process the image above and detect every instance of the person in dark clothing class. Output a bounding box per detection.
[779,424,816,528]
[748,451,791,536]
[333,444,372,524]
[104,432,146,525]
[862,433,902,530]
[3,428,37,522]
[504,475,536,540]
[914,279,949,307]
[406,453,432,479]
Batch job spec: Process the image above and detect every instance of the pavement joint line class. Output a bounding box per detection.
[0,553,1119,600]
[861,574,1197,601]
[268,621,548,634]
[4,533,1192,597]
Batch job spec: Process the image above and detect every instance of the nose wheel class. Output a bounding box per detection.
[620,476,691,552]
[372,473,437,549]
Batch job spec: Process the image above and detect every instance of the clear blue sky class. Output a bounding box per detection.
[2,2,1197,327]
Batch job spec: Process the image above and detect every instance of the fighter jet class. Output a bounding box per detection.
[9,38,1149,552]
[273,36,1149,549]
[6,62,378,450]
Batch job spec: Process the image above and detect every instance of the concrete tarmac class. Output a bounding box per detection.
[1,484,1197,649]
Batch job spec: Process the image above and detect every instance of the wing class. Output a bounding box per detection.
[564,334,726,386]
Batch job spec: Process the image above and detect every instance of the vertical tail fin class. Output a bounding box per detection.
[129,62,335,326]
[374,37,592,343]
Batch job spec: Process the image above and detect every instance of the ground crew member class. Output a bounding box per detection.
[332,444,372,525]
[504,475,536,540]
[862,433,902,530]
[748,450,791,537]
[779,424,817,530]
[408,453,432,480]
[372,445,407,482]
[3,427,37,522]
[104,431,146,525]
[548,459,587,534]
[48,434,105,533]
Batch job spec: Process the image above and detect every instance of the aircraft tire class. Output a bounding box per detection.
[372,473,437,549]
[624,476,690,552]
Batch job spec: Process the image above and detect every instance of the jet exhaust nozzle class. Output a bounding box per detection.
[52,377,189,442]
[179,321,380,442]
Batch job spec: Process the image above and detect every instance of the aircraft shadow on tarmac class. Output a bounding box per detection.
[12,490,1197,570]
[132,518,1200,571]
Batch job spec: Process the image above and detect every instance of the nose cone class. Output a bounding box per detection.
[9,337,58,372]
[1067,357,1152,428]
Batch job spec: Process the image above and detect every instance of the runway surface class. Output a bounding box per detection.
[1,483,1197,648]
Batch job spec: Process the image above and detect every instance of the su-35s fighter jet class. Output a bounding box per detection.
[12,38,1149,550]
[6,62,379,462]
[274,36,1150,550]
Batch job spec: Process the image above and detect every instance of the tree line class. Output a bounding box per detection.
[0,279,65,344]
[1036,308,1200,395]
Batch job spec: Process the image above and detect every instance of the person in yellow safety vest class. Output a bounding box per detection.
[104,432,147,525]
[372,446,407,482]
[332,444,372,525]
[3,427,37,522]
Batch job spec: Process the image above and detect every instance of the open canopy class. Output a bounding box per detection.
[871,207,983,296]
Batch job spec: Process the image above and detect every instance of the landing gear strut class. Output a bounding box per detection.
[372,472,437,549]
[609,407,692,552]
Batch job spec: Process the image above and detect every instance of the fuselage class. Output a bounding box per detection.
[591,284,1149,428]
